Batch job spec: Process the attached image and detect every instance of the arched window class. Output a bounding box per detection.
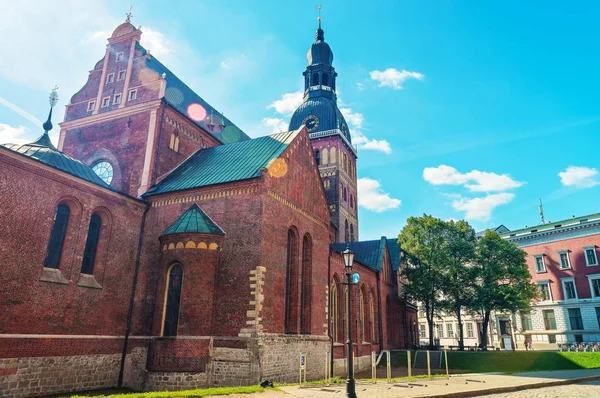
[81,213,102,274]
[322,147,329,164]
[323,178,330,189]
[343,187,347,201]
[330,147,336,164]
[322,73,329,86]
[350,224,355,242]
[369,291,376,343]
[312,72,320,86]
[163,264,184,337]
[300,234,313,334]
[285,228,300,333]
[315,150,321,166]
[345,219,349,242]
[330,279,338,342]
[350,194,354,209]
[359,288,365,342]
[44,204,70,269]
[343,153,347,171]
[169,131,180,152]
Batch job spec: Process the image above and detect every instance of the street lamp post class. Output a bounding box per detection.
[342,246,357,398]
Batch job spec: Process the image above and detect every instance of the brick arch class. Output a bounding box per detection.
[43,196,84,271]
[330,274,341,342]
[161,261,185,337]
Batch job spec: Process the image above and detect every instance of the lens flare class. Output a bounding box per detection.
[267,158,288,178]
[187,103,207,122]
[138,68,159,86]
[165,87,184,105]
[222,125,242,143]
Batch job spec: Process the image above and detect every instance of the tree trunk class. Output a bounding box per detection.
[456,305,464,351]
[427,308,434,348]
[481,310,491,350]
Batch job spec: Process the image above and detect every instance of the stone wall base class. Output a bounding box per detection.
[333,355,372,378]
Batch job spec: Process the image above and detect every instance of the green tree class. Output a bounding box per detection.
[439,220,477,351]
[472,230,538,349]
[398,215,448,348]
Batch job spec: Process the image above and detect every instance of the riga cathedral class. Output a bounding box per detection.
[0,13,416,397]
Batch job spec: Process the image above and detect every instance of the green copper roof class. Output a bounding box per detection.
[386,236,401,271]
[144,130,299,196]
[500,213,600,238]
[162,204,225,236]
[2,134,111,189]
[331,237,402,273]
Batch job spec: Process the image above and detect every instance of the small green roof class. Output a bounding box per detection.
[145,130,299,196]
[2,134,111,189]
[162,204,225,236]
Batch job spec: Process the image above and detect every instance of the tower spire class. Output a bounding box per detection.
[125,5,133,23]
[30,86,58,149]
[538,198,546,225]
[315,4,324,41]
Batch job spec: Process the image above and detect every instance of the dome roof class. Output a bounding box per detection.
[111,22,137,38]
[288,97,351,143]
[307,27,333,66]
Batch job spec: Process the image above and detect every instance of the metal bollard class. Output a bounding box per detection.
[386,350,391,383]
[444,349,449,380]
[426,350,431,380]
[371,351,376,383]
[407,350,412,381]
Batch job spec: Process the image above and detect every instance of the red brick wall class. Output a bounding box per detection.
[519,234,600,301]
[0,149,146,357]
[147,338,210,372]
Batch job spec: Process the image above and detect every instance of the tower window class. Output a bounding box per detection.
[116,52,124,62]
[113,94,122,105]
[87,101,95,112]
[106,73,114,84]
[92,161,114,185]
[312,72,320,86]
[315,150,321,166]
[101,97,110,108]
[344,219,349,242]
[169,131,180,152]
[350,224,355,242]
[322,74,328,86]
[128,89,137,101]
[117,70,126,80]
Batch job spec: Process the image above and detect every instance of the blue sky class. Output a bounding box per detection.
[1,0,599,240]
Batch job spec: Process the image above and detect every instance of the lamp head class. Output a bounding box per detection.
[342,245,354,272]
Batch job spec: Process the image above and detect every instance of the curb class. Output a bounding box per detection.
[419,374,600,398]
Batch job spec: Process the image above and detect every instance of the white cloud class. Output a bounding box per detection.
[267,91,304,115]
[356,82,365,91]
[0,124,30,144]
[262,117,288,134]
[0,96,43,127]
[140,27,172,60]
[452,193,515,222]
[357,178,401,212]
[370,68,424,90]
[341,107,392,154]
[423,165,524,192]
[558,166,599,188]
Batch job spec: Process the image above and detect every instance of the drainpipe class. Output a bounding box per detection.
[327,247,334,378]
[376,273,383,351]
[118,202,150,387]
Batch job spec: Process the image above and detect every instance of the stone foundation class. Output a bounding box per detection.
[333,354,372,378]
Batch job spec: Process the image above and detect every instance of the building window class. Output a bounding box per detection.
[343,187,347,201]
[322,147,328,164]
[162,264,184,337]
[350,224,354,242]
[169,131,180,152]
[466,322,474,338]
[344,219,349,242]
[113,94,122,104]
[128,89,137,101]
[435,324,444,339]
[80,213,102,275]
[323,178,330,189]
[312,72,319,86]
[359,290,365,341]
[585,247,598,266]
[44,204,70,269]
[596,307,600,328]
[330,147,336,163]
[300,234,312,334]
[330,281,338,342]
[92,161,114,185]
[116,52,124,62]
[369,292,376,343]
[561,277,578,300]
[117,70,126,80]
[568,308,584,330]
[538,282,552,301]
[315,150,320,166]
[446,323,454,338]
[101,97,110,107]
[587,274,600,298]
[106,73,114,84]
[285,228,300,334]
[534,255,546,272]
[419,324,426,338]
[559,251,571,269]
[542,309,557,330]
[548,335,556,343]
[520,312,532,331]
[87,101,95,111]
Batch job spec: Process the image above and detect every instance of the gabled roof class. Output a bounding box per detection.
[138,43,250,145]
[144,130,299,196]
[386,236,401,271]
[2,135,111,189]
[331,237,403,273]
[162,204,225,236]
[476,224,510,238]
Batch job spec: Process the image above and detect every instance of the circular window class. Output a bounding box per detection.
[92,161,114,185]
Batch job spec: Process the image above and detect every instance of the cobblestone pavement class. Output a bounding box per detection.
[482,380,600,397]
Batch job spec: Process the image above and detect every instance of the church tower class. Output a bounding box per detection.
[288,16,358,243]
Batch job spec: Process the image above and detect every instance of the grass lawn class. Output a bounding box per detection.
[391,351,600,374]
[69,385,276,398]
